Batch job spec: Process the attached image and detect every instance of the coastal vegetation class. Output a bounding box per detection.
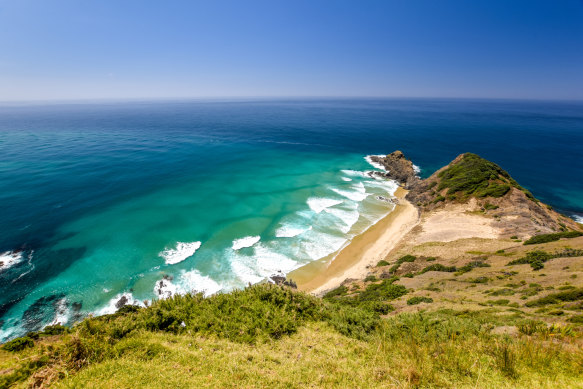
[435,153,523,200]
[2,283,583,388]
[523,231,583,245]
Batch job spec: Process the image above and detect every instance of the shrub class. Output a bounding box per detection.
[2,336,34,352]
[484,202,499,210]
[376,260,389,267]
[456,260,490,275]
[508,249,583,270]
[436,153,518,199]
[407,296,433,305]
[433,195,445,203]
[419,264,457,274]
[468,276,490,284]
[388,255,416,273]
[42,324,70,335]
[364,275,377,282]
[525,288,583,307]
[487,299,510,306]
[323,285,348,299]
[523,231,583,245]
[359,278,407,302]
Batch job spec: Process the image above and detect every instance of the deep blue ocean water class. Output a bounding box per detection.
[1,98,582,340]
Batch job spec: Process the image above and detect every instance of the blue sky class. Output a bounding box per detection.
[1,0,582,101]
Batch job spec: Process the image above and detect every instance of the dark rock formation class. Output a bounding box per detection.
[269,274,297,289]
[369,151,420,189]
[115,295,129,309]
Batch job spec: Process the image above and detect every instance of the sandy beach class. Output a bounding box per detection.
[289,187,420,295]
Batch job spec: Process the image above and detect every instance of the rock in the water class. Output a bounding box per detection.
[115,295,129,309]
[369,151,419,189]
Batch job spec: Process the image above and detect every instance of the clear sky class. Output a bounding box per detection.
[1,0,582,101]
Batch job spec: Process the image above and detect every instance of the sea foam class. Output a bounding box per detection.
[231,244,300,285]
[50,298,69,326]
[155,270,222,299]
[232,236,261,250]
[307,197,343,213]
[325,207,360,234]
[98,292,144,315]
[365,155,387,171]
[331,182,368,202]
[275,224,312,238]
[0,251,23,271]
[159,241,201,264]
[572,215,583,224]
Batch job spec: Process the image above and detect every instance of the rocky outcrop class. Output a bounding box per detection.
[369,151,420,189]
[382,151,582,238]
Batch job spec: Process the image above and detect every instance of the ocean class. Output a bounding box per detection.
[1,98,582,340]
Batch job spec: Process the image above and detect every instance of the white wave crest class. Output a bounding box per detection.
[159,241,201,265]
[365,155,387,171]
[155,270,222,299]
[50,298,69,326]
[413,164,421,174]
[231,244,300,285]
[341,177,352,182]
[98,292,144,315]
[307,197,343,213]
[181,270,222,296]
[0,251,23,271]
[572,215,583,223]
[299,232,347,261]
[331,182,368,202]
[275,224,312,238]
[363,179,399,195]
[325,207,360,234]
[340,169,368,178]
[232,236,261,250]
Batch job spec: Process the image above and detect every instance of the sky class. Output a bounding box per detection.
[0,0,582,101]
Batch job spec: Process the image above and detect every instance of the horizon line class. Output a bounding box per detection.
[1,95,583,106]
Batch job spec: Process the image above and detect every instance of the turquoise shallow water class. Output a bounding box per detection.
[0,99,582,340]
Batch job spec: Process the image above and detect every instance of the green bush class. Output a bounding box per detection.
[407,296,433,305]
[507,249,583,271]
[2,336,34,352]
[468,276,490,284]
[388,255,416,273]
[358,278,407,302]
[525,288,583,307]
[523,231,583,245]
[456,260,490,275]
[323,285,348,299]
[419,264,457,274]
[436,153,519,199]
[364,275,377,282]
[484,202,499,210]
[376,260,389,267]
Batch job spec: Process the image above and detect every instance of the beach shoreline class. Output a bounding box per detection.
[289,187,420,295]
